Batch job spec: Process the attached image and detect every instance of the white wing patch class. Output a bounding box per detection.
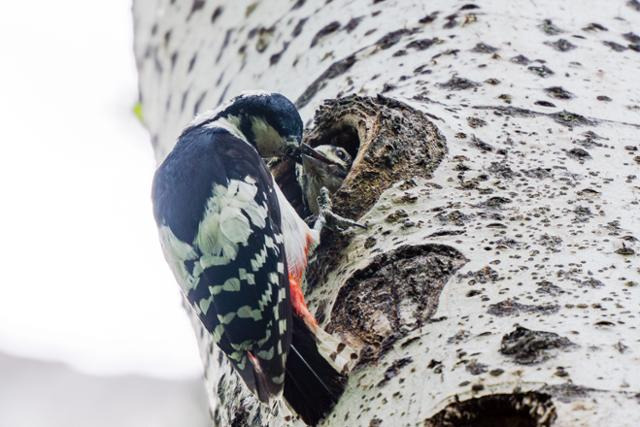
[209,277,241,296]
[195,177,268,265]
[158,225,199,294]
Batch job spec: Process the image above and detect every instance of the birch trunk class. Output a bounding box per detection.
[133,1,640,425]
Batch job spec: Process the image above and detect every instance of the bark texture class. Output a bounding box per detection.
[133,1,640,425]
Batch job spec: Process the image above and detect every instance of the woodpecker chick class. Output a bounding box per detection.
[302,144,353,215]
[152,91,357,426]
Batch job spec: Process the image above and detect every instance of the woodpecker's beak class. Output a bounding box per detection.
[297,143,344,167]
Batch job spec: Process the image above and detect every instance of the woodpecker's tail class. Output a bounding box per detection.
[283,315,358,426]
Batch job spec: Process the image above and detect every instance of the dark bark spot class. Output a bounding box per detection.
[187,53,197,73]
[436,210,472,227]
[616,245,635,256]
[544,86,574,99]
[510,54,531,65]
[466,360,488,375]
[432,48,460,60]
[407,38,437,50]
[567,147,591,161]
[469,134,493,152]
[538,19,564,35]
[419,12,439,24]
[170,52,178,70]
[310,21,341,47]
[541,383,592,403]
[582,22,607,31]
[292,18,308,37]
[326,245,467,364]
[381,82,396,93]
[364,236,377,249]
[528,65,554,77]
[477,196,512,209]
[217,82,230,106]
[438,76,481,90]
[193,91,206,115]
[488,299,560,317]
[500,326,576,364]
[443,14,458,29]
[377,357,412,386]
[187,0,205,20]
[458,266,499,285]
[550,110,595,127]
[623,32,640,43]
[424,392,556,427]
[344,16,363,33]
[574,130,606,148]
[254,26,275,53]
[628,0,640,11]
[603,40,627,52]
[211,6,223,24]
[544,38,576,52]
[487,162,516,178]
[376,29,417,49]
[535,100,556,107]
[426,229,465,238]
[291,0,305,9]
[467,116,487,128]
[471,42,498,53]
[180,90,189,113]
[536,280,563,296]
[269,42,290,65]
[296,54,357,108]
[216,29,233,63]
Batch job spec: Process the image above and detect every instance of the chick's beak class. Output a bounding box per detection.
[297,143,342,166]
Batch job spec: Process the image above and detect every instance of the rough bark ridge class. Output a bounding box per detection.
[133,1,640,426]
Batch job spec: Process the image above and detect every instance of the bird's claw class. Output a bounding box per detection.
[314,187,367,233]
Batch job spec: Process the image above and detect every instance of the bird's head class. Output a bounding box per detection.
[192,91,304,158]
[302,144,353,192]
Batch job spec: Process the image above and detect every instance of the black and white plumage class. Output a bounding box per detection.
[152,92,355,425]
[301,145,353,215]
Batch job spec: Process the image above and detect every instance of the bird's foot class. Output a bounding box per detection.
[313,187,367,234]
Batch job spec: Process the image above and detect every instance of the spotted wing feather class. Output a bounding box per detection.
[152,127,292,399]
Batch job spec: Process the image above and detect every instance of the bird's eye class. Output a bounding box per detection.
[336,149,346,160]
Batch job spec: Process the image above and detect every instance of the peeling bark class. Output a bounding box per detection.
[134,0,640,425]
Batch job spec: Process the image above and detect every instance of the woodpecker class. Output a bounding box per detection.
[151,91,357,425]
[301,145,353,215]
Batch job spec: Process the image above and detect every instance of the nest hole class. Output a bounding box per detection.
[303,94,446,219]
[424,392,556,427]
[307,123,361,159]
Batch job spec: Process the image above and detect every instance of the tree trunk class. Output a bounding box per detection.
[133,1,640,425]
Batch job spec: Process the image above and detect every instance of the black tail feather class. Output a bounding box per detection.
[283,315,348,426]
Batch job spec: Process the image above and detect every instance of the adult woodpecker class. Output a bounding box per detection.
[151,91,357,425]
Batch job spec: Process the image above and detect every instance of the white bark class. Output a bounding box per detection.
[133,0,640,425]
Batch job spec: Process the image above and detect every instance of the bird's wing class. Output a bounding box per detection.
[152,127,292,399]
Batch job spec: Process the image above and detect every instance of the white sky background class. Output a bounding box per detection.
[0,1,203,378]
